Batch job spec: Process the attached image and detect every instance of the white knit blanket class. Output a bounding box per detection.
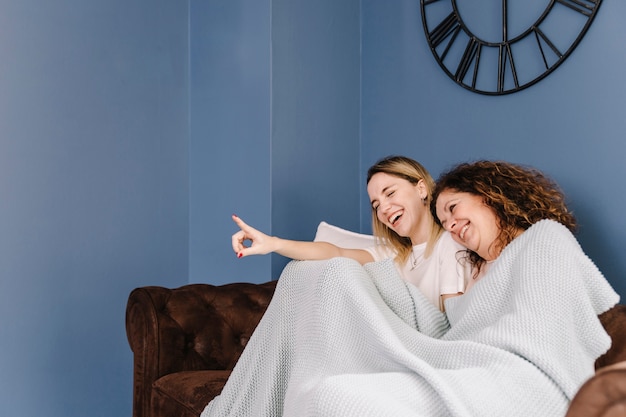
[201,220,619,417]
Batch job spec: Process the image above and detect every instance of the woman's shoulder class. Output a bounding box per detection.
[434,231,466,254]
[365,243,396,261]
[510,219,580,257]
[525,219,576,241]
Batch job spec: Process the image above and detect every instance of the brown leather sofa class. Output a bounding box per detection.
[126,281,626,417]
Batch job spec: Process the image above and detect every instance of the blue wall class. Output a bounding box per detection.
[189,0,361,283]
[0,1,189,416]
[361,0,626,298]
[189,0,272,284]
[270,0,361,279]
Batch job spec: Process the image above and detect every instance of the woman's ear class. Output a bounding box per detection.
[416,179,428,200]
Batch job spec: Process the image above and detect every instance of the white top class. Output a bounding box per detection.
[365,232,469,311]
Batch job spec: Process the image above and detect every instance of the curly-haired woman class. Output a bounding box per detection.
[432,160,578,291]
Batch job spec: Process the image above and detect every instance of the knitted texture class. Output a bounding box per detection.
[201,220,618,417]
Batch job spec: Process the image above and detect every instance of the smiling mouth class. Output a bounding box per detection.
[390,213,402,226]
[459,224,469,240]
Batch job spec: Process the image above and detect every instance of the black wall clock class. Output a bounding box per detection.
[420,0,603,95]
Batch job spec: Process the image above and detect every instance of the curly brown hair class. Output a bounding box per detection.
[430,160,577,272]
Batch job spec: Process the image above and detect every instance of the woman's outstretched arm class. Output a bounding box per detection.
[231,215,374,265]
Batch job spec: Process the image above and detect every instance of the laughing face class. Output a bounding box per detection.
[435,190,501,261]
[367,172,429,245]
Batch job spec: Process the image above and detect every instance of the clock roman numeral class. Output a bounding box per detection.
[498,44,519,93]
[555,0,599,17]
[428,12,462,59]
[455,38,480,87]
[533,27,563,70]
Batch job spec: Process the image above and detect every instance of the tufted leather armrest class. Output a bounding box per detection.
[126,281,277,417]
[565,304,626,417]
[566,361,626,417]
[596,304,626,369]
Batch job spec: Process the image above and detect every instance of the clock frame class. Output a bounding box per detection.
[420,0,603,95]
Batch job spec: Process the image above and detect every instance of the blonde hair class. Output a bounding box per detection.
[367,156,443,265]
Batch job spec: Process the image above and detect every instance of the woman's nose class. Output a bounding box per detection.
[382,201,395,215]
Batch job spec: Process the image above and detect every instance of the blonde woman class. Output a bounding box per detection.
[232,155,468,311]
